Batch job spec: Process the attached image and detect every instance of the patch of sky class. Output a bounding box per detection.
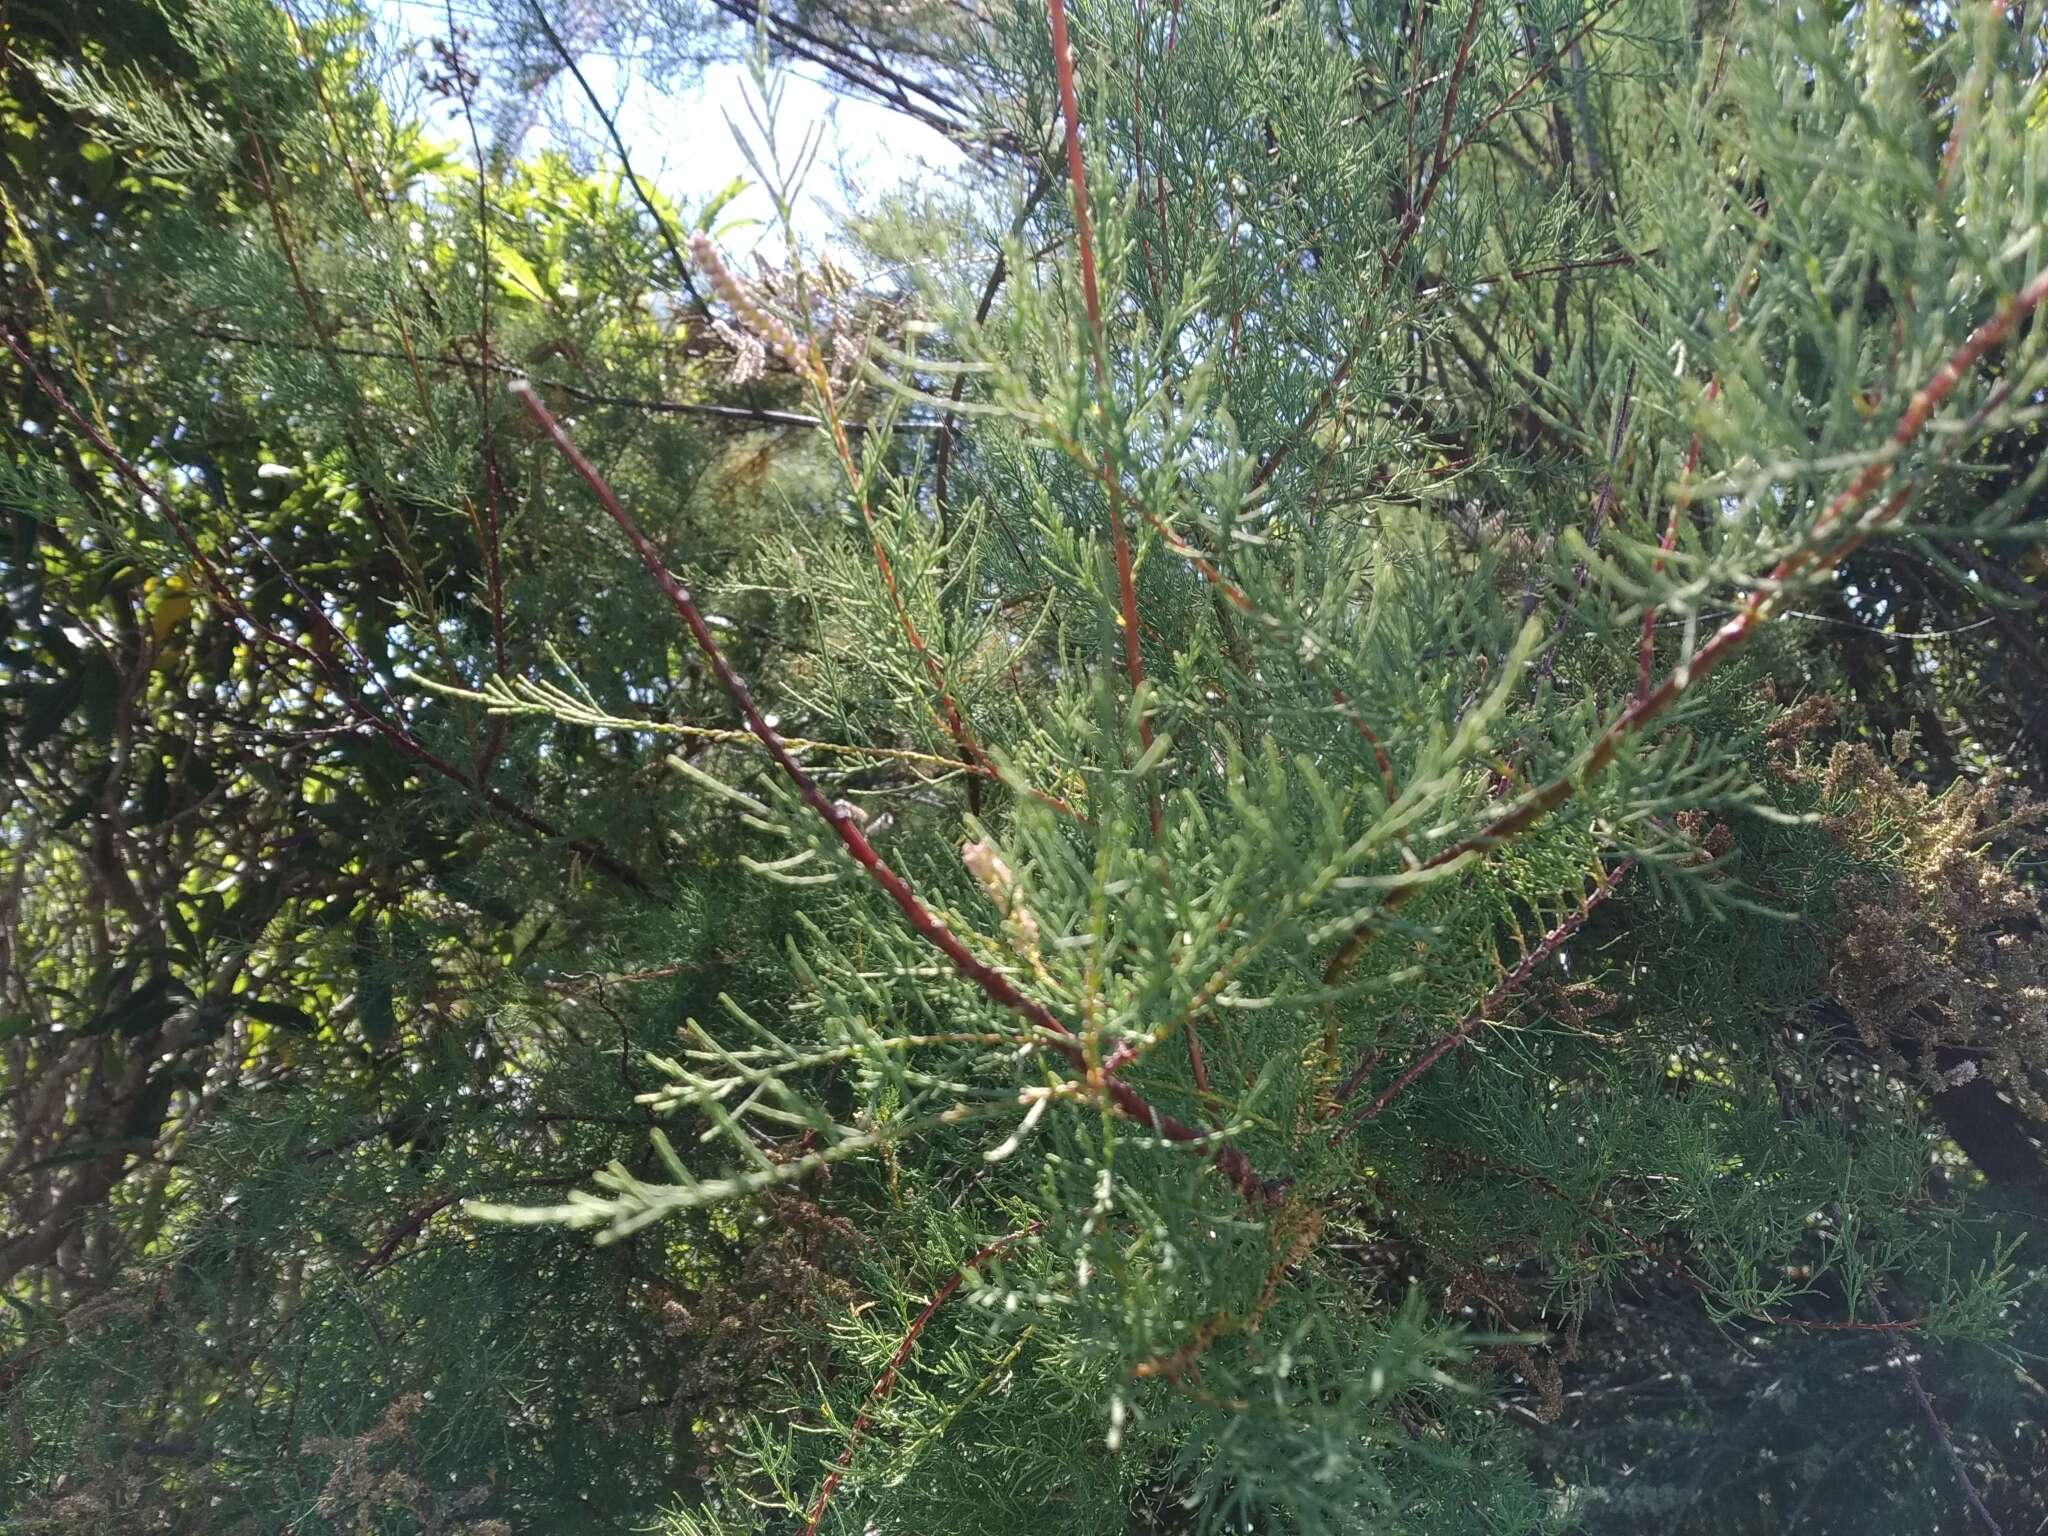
[366,0,962,263]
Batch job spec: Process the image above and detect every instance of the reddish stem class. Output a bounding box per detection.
[1248,1,1625,499]
[512,383,1272,1203]
[800,1222,1042,1535]
[1332,858,1632,1138]
[860,503,1076,817]
[768,284,1076,823]
[1245,0,1485,497]
[1325,264,2048,984]
[1053,443,1409,835]
[1331,688,1400,806]
[1443,1,1618,169]
[1046,0,1106,349]
[1046,0,1159,839]
[1936,1,2008,198]
[1636,378,1718,700]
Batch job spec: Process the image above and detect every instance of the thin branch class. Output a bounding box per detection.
[1323,264,2048,984]
[523,0,716,321]
[934,171,1054,544]
[1445,0,1623,167]
[1246,0,1486,497]
[1331,857,1632,1138]
[1249,0,1626,497]
[1637,376,1719,699]
[686,236,1078,821]
[703,0,988,149]
[5,331,652,894]
[511,382,1274,1203]
[1873,1290,2007,1536]
[799,1222,1042,1535]
[1331,688,1400,809]
[180,323,919,429]
[1046,0,1159,839]
[432,670,1020,784]
[1412,246,1653,300]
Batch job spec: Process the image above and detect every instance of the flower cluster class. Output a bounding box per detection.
[961,838,1041,962]
[689,231,812,373]
[712,319,766,386]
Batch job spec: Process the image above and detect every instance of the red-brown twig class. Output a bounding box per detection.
[1044,0,1188,1110]
[1331,688,1400,807]
[818,395,1039,812]
[1330,858,1633,1139]
[687,235,1077,823]
[1041,420,1409,800]
[1046,0,1107,371]
[850,470,1063,812]
[1249,0,1628,497]
[1047,0,1159,840]
[1936,1,2010,198]
[1634,254,1758,700]
[1326,1044,1385,1114]
[1636,376,1719,700]
[1441,0,1620,173]
[1244,0,1485,496]
[1323,264,2048,984]
[511,382,1273,1203]
[800,1222,1042,1536]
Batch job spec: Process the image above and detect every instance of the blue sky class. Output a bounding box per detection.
[369,0,963,252]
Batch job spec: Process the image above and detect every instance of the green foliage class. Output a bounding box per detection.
[7,1,2048,1533]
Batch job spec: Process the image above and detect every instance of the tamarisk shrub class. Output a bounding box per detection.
[468,2,2048,1531]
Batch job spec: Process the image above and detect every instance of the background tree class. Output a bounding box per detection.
[1,0,901,1525]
